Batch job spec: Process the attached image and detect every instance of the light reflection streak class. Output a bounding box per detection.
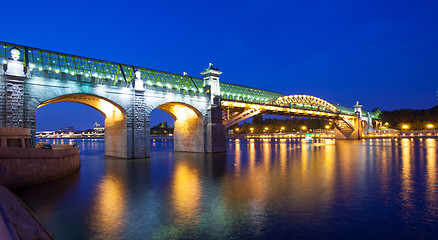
[171,161,201,227]
[90,174,127,239]
[279,139,287,177]
[425,139,437,217]
[400,138,414,221]
[322,143,335,204]
[235,139,241,175]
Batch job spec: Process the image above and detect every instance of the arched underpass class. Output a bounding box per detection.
[154,102,205,153]
[38,94,127,158]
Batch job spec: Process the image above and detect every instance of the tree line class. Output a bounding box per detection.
[381,105,438,130]
[230,115,331,134]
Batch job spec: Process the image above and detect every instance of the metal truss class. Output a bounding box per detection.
[330,117,355,131]
[266,95,340,114]
[223,108,261,129]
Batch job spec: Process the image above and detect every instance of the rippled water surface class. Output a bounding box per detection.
[15,138,438,239]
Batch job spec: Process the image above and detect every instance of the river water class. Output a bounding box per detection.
[15,138,438,239]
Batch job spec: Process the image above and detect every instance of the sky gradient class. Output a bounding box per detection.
[3,0,438,131]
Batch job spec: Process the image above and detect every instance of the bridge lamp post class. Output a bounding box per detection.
[250,128,254,133]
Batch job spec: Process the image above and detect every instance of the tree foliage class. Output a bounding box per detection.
[381,106,438,130]
[230,116,330,133]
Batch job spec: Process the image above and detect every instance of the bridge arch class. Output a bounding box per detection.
[148,101,205,153]
[37,93,129,158]
[266,94,340,113]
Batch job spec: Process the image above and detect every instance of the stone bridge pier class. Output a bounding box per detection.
[0,48,226,159]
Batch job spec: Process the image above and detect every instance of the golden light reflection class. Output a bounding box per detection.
[224,138,268,207]
[323,143,335,197]
[400,138,414,215]
[234,139,242,175]
[279,139,287,177]
[379,141,390,194]
[91,174,127,239]
[425,139,437,216]
[171,161,201,225]
[262,139,271,172]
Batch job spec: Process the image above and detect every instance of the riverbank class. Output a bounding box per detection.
[0,184,53,240]
[0,146,81,189]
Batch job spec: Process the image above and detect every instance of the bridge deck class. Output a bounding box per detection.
[1,41,282,104]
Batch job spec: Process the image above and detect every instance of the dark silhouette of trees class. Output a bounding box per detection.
[229,116,331,133]
[381,106,438,130]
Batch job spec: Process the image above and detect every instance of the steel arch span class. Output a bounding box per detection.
[266,94,340,114]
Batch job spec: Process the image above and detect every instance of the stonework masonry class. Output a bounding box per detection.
[0,53,227,158]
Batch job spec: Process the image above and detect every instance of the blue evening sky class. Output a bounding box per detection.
[3,0,438,131]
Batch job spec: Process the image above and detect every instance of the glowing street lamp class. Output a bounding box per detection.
[402,124,409,130]
[301,126,307,131]
[325,125,330,129]
[250,127,254,133]
[427,124,434,129]
[235,128,239,133]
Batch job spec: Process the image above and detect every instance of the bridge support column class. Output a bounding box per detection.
[205,99,226,152]
[3,50,26,128]
[202,63,226,153]
[334,117,362,140]
[126,72,148,159]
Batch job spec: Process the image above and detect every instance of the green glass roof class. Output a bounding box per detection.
[220,82,283,104]
[334,104,380,119]
[0,41,283,103]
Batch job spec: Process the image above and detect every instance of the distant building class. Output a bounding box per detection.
[94,122,105,133]
[151,122,173,135]
[62,126,75,133]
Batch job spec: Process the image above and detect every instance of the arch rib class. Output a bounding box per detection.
[266,94,340,114]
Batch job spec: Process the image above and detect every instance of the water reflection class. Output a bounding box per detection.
[425,139,437,218]
[14,138,438,239]
[400,139,414,210]
[171,156,201,227]
[89,173,127,239]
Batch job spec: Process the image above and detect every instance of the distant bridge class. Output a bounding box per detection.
[0,41,381,158]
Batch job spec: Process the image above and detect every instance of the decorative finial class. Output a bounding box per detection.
[10,47,20,61]
[206,62,218,71]
[135,70,141,79]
